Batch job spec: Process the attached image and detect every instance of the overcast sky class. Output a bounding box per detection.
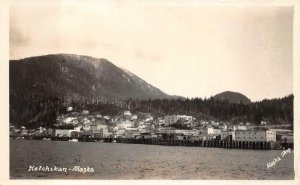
[9,2,293,101]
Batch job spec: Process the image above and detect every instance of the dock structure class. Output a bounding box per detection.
[10,135,293,150]
[114,138,293,150]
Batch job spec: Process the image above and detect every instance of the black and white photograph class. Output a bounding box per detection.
[1,0,299,182]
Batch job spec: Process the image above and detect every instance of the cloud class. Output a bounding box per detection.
[9,12,30,58]
[9,23,29,47]
[135,49,161,62]
[8,3,293,100]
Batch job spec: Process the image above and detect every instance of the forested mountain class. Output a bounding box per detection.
[10,54,173,101]
[122,95,293,124]
[214,91,251,104]
[10,92,293,128]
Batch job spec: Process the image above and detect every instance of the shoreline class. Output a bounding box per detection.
[9,136,293,150]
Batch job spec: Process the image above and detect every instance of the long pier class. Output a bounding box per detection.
[10,136,293,150]
[115,138,294,150]
[115,138,278,150]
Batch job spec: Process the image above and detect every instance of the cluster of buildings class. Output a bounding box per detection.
[9,107,293,143]
[10,125,47,138]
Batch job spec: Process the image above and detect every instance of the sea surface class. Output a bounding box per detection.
[10,139,294,179]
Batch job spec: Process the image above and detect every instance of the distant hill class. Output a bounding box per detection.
[10,54,175,101]
[214,91,251,104]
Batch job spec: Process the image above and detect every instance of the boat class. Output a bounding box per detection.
[42,138,51,141]
[69,138,79,142]
[94,139,104,143]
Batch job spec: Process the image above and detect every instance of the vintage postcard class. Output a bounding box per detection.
[1,0,299,184]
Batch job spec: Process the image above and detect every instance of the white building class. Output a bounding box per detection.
[261,121,267,125]
[132,115,138,120]
[124,129,140,138]
[117,120,134,129]
[82,110,89,115]
[115,129,126,137]
[221,131,235,140]
[82,118,91,125]
[96,114,102,118]
[96,124,107,130]
[222,124,228,131]
[74,125,83,132]
[175,130,199,136]
[266,130,276,142]
[124,111,131,116]
[210,121,219,126]
[67,107,73,112]
[140,128,152,134]
[158,127,176,134]
[235,130,276,142]
[102,128,110,138]
[145,116,153,122]
[177,115,193,121]
[63,117,77,124]
[164,115,178,125]
[163,115,194,125]
[207,127,221,135]
[125,127,139,132]
[55,129,73,137]
[233,125,248,131]
[103,116,110,120]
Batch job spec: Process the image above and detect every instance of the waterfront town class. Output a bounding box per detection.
[9,107,293,149]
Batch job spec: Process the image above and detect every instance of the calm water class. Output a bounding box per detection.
[10,140,294,179]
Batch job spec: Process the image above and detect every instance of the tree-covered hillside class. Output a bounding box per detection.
[9,92,293,128]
